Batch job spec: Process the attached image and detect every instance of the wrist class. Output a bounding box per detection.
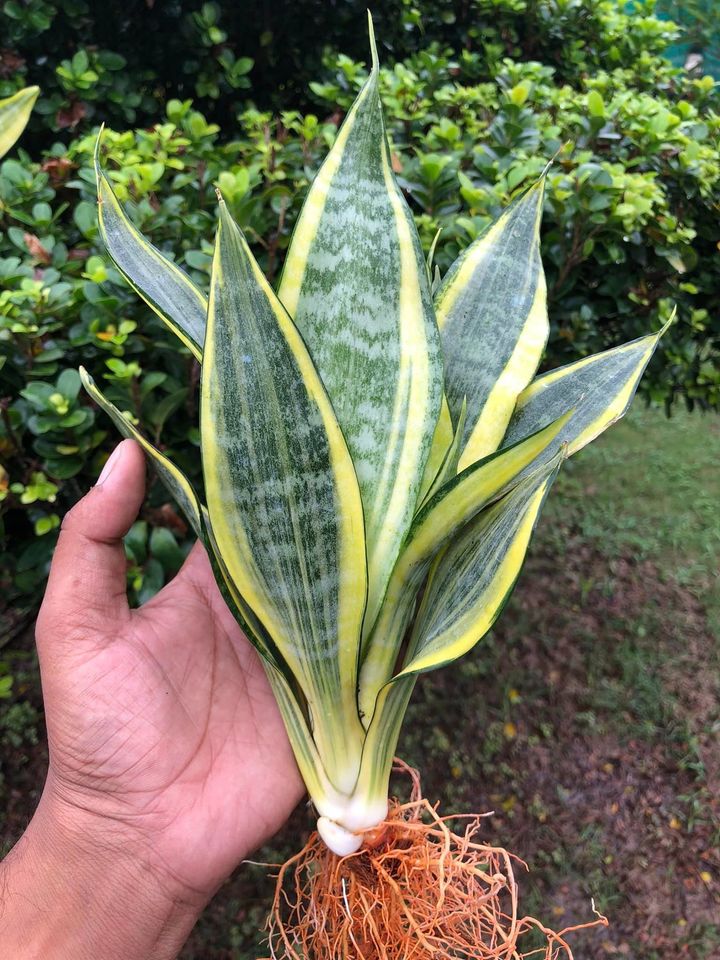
[0,784,208,960]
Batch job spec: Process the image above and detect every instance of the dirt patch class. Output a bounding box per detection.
[0,631,45,856]
[400,535,720,959]
[2,529,719,958]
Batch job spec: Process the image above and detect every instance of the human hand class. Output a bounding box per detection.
[1,439,303,959]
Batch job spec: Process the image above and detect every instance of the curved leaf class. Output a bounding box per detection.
[419,397,467,508]
[503,321,671,457]
[277,16,443,637]
[354,448,562,810]
[354,672,417,821]
[81,367,294,673]
[436,179,548,469]
[357,410,571,720]
[201,202,367,792]
[0,86,39,159]
[399,449,562,677]
[79,366,202,539]
[95,136,207,359]
[264,659,345,811]
[416,396,454,505]
[82,367,344,806]
[200,506,291,669]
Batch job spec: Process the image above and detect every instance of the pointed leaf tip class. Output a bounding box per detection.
[367,10,379,73]
[437,172,549,468]
[277,25,442,637]
[659,307,677,337]
[426,227,442,279]
[540,143,566,180]
[504,330,664,460]
[93,127,104,182]
[94,150,207,357]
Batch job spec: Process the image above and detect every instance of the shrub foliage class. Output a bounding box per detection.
[0,0,718,634]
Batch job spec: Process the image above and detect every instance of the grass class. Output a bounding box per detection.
[392,401,720,960]
[3,402,718,958]
[545,402,720,628]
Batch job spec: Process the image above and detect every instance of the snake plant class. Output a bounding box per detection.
[82,18,667,855]
[0,86,39,159]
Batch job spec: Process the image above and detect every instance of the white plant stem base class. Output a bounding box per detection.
[315,795,389,855]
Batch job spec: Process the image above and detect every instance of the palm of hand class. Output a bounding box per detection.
[36,442,303,898]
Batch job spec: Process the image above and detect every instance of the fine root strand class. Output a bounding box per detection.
[264,760,608,960]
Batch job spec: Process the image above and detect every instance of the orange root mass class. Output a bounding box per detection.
[265,761,607,960]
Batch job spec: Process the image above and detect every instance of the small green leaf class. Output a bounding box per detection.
[137,556,165,604]
[147,388,188,434]
[124,520,148,564]
[507,82,531,106]
[149,526,185,576]
[80,367,203,540]
[56,368,81,400]
[587,90,605,118]
[73,200,98,237]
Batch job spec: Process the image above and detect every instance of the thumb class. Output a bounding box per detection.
[37,439,146,644]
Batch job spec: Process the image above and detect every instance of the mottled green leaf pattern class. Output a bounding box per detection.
[419,398,467,507]
[400,450,562,676]
[357,411,571,721]
[278,22,443,636]
[436,179,548,469]
[503,324,670,458]
[201,202,366,792]
[355,449,562,815]
[79,367,203,539]
[417,397,454,505]
[86,16,670,848]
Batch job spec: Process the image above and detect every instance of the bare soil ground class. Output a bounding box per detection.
[183,527,720,958]
[2,408,719,958]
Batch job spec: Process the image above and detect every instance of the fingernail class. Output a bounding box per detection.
[97,443,123,486]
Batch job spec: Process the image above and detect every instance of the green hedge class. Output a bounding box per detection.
[1,1,708,144]
[1,0,719,640]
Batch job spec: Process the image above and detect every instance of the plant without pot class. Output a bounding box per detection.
[83,14,669,958]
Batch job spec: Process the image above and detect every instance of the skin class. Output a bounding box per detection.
[0,439,304,959]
